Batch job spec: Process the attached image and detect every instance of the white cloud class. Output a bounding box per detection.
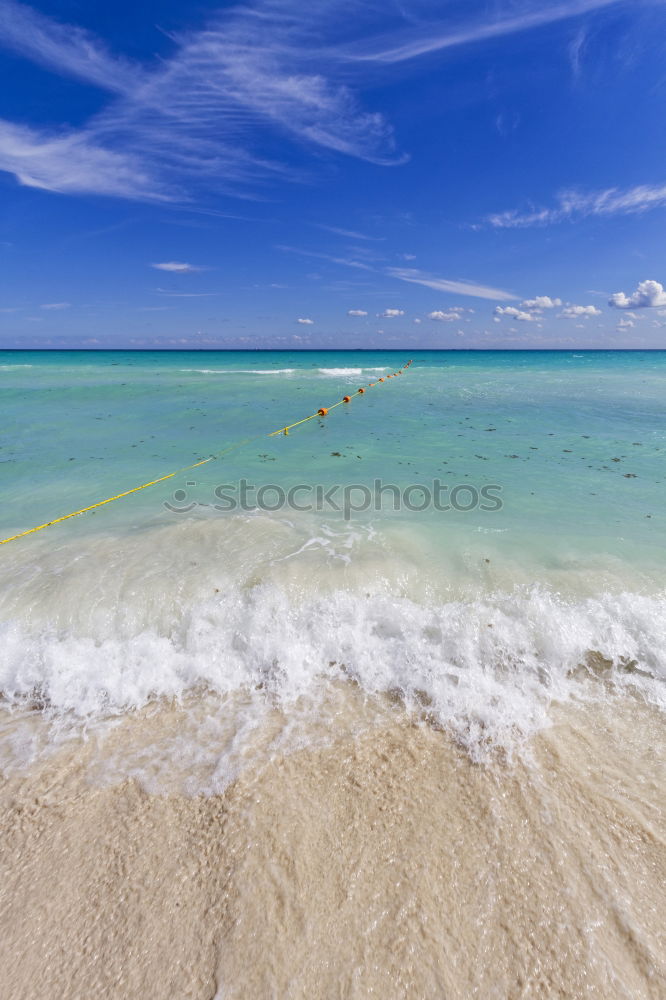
[0,0,407,203]
[568,25,588,79]
[40,301,70,310]
[617,318,635,329]
[608,280,666,310]
[488,183,666,228]
[347,309,368,316]
[388,267,514,301]
[413,318,421,324]
[0,119,171,201]
[378,308,405,318]
[0,0,633,212]
[2,0,628,216]
[354,0,622,64]
[494,305,536,322]
[151,261,202,273]
[559,304,602,318]
[428,310,461,322]
[520,296,562,309]
[0,0,141,94]
[297,317,314,324]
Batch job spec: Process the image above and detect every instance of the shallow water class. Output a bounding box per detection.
[1,349,665,996]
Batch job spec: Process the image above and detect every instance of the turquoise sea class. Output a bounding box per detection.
[1,349,665,776]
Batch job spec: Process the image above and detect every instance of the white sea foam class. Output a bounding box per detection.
[1,517,664,771]
[180,368,296,374]
[0,364,33,370]
[179,367,386,377]
[317,367,387,376]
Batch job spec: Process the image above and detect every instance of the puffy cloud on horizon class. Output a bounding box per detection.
[609,279,666,310]
[151,261,202,273]
[347,309,368,316]
[494,305,536,322]
[520,296,562,310]
[378,308,405,318]
[297,317,314,324]
[428,310,461,322]
[559,304,602,318]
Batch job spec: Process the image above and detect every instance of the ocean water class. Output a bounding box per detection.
[1,349,665,772]
[1,350,665,997]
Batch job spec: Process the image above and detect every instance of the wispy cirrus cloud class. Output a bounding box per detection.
[280,248,512,302]
[348,0,624,64]
[487,183,666,228]
[276,244,374,271]
[0,0,141,93]
[0,0,631,205]
[388,267,514,301]
[0,119,172,201]
[0,0,403,202]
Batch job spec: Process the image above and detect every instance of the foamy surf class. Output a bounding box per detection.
[1,516,664,784]
[179,368,296,374]
[317,367,388,375]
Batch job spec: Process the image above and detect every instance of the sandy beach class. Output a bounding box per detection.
[1,695,664,1000]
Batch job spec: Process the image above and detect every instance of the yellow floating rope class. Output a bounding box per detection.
[0,361,413,546]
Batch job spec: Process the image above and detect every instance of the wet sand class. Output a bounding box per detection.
[0,697,664,1000]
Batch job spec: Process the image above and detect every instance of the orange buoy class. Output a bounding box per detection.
[342,395,351,403]
[358,388,365,394]
[318,407,329,416]
[378,378,385,382]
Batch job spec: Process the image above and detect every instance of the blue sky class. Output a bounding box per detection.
[1,0,666,348]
